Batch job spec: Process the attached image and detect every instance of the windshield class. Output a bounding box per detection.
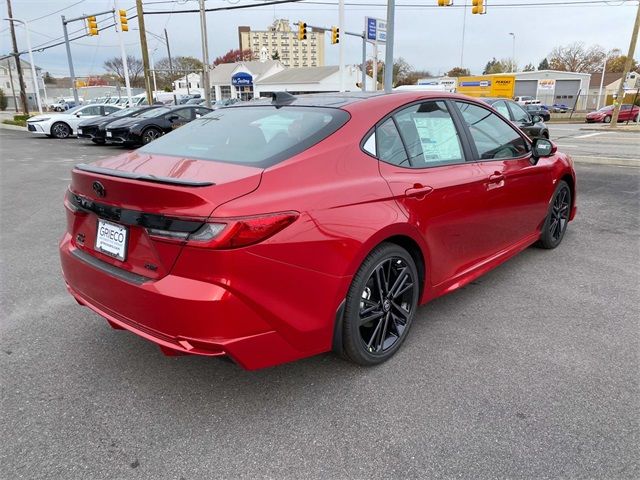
[598,106,613,112]
[136,107,170,118]
[138,106,350,168]
[111,107,139,118]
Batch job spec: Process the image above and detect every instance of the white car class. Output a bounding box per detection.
[26,104,122,139]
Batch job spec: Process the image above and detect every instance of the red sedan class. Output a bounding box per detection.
[585,104,640,123]
[60,92,577,370]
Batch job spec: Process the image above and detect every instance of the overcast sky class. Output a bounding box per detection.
[1,0,637,78]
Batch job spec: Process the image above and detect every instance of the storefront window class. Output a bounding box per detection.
[220,86,231,100]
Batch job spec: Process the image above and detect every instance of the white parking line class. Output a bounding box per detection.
[575,132,605,139]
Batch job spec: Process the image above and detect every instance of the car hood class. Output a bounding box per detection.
[28,113,70,122]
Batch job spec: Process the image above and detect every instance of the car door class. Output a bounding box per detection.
[164,108,192,132]
[70,105,102,131]
[373,100,500,286]
[453,100,553,251]
[619,105,631,121]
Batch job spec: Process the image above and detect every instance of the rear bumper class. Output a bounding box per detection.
[59,233,342,369]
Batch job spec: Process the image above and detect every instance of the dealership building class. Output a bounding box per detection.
[508,70,592,109]
[209,60,372,101]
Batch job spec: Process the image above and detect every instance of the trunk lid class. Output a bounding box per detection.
[67,151,262,280]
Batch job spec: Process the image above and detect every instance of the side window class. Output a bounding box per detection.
[393,101,464,167]
[79,106,100,116]
[104,106,119,115]
[621,105,630,111]
[455,101,529,160]
[493,101,511,119]
[195,107,210,118]
[362,132,376,156]
[508,101,531,123]
[175,109,193,120]
[376,118,408,167]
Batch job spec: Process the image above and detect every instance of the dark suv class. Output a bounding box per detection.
[481,98,550,139]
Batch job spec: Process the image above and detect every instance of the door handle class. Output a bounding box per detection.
[488,172,505,183]
[405,184,434,199]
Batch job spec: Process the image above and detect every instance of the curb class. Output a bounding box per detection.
[0,122,27,131]
[579,126,640,133]
[572,155,639,167]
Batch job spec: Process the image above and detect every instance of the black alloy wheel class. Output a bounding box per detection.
[51,122,71,139]
[539,180,571,249]
[341,243,420,365]
[142,127,162,144]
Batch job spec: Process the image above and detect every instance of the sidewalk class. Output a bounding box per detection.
[580,123,640,133]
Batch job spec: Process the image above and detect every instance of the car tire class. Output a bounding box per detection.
[141,127,162,145]
[341,242,420,366]
[603,116,611,124]
[51,122,71,139]
[634,115,639,123]
[538,180,571,250]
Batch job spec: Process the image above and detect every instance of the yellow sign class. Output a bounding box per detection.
[457,75,515,98]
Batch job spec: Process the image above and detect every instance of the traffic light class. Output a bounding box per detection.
[118,9,128,32]
[472,0,486,14]
[437,0,453,6]
[331,26,340,44]
[298,22,307,41]
[87,16,98,36]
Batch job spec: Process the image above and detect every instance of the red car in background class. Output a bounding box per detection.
[585,104,640,123]
[60,92,577,370]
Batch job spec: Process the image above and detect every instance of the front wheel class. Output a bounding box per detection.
[341,243,420,366]
[603,116,611,124]
[538,180,571,249]
[141,127,162,144]
[51,122,71,139]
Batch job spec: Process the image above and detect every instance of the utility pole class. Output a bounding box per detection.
[596,56,607,110]
[198,0,211,107]
[136,0,153,104]
[384,0,395,93]
[114,1,132,106]
[6,58,17,112]
[164,28,173,72]
[611,1,640,127]
[338,0,345,92]
[509,32,516,71]
[361,33,366,92]
[6,0,28,114]
[460,0,467,67]
[61,15,79,104]
[6,18,43,113]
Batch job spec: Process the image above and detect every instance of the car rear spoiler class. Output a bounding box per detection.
[74,163,215,187]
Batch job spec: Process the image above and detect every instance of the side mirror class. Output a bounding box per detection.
[75,113,81,117]
[531,114,542,124]
[531,137,556,164]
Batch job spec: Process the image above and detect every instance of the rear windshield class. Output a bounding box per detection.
[138,106,350,168]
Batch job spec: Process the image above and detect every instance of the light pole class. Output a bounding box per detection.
[384,0,395,92]
[508,32,516,72]
[596,56,608,110]
[5,17,42,113]
[198,0,211,107]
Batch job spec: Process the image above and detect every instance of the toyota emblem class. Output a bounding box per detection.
[92,181,106,198]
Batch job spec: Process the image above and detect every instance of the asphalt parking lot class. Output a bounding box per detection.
[1,128,638,479]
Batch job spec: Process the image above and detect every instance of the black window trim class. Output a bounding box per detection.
[358,98,473,170]
[451,99,533,163]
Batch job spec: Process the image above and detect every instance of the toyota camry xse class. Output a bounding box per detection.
[60,92,577,370]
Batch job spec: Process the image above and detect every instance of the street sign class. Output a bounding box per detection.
[365,17,386,43]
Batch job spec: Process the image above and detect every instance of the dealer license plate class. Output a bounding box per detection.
[95,219,128,261]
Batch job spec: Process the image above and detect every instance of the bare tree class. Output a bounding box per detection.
[548,42,606,73]
[154,56,204,90]
[103,55,145,87]
[446,67,471,77]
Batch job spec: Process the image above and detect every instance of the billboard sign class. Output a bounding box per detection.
[366,17,386,43]
[538,79,556,91]
[457,75,515,98]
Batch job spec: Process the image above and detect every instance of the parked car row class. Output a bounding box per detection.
[26,104,212,145]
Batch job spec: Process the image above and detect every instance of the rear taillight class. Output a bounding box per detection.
[147,211,299,249]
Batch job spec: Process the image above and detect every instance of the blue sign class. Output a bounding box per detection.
[366,17,377,41]
[232,72,253,87]
[365,17,386,43]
